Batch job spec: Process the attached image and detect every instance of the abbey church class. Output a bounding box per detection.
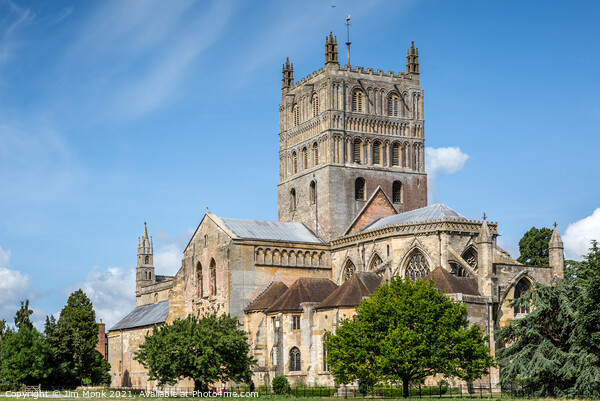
[108,34,564,389]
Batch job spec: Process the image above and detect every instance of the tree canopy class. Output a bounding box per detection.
[497,242,600,397]
[517,227,553,266]
[324,277,494,397]
[135,313,255,391]
[14,300,33,331]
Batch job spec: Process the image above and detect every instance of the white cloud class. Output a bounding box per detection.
[0,245,32,324]
[154,244,183,276]
[425,146,470,203]
[68,266,136,329]
[563,208,600,260]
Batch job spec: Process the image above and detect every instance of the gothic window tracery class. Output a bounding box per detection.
[369,254,383,271]
[343,260,355,281]
[289,347,301,371]
[405,252,430,282]
[514,278,531,315]
[462,248,478,271]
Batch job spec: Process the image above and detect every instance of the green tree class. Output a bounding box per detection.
[517,227,553,266]
[59,289,98,348]
[497,241,600,397]
[325,277,494,397]
[14,300,33,331]
[0,316,50,388]
[135,313,255,391]
[0,319,9,341]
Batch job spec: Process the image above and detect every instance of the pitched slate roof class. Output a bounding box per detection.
[365,203,467,231]
[425,267,480,296]
[110,301,169,331]
[265,278,338,313]
[317,272,382,310]
[245,282,289,312]
[219,217,325,243]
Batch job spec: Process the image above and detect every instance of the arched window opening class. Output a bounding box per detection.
[144,271,147,280]
[355,177,365,201]
[323,339,329,371]
[293,104,299,126]
[290,347,301,371]
[352,90,365,112]
[514,279,531,315]
[313,142,319,166]
[209,259,217,296]
[353,139,362,164]
[292,152,297,174]
[461,248,478,271]
[290,188,296,211]
[413,144,420,171]
[144,255,149,264]
[450,262,468,277]
[392,143,400,166]
[196,262,203,298]
[148,272,152,280]
[312,94,319,117]
[302,147,308,170]
[154,293,158,303]
[405,252,430,282]
[388,94,400,116]
[392,181,403,203]
[309,181,316,205]
[343,260,355,281]
[373,141,381,165]
[369,254,383,271]
[402,145,408,168]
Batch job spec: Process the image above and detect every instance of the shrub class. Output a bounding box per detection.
[272,375,290,395]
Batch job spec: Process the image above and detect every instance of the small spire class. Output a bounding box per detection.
[550,222,564,247]
[478,217,492,243]
[406,41,419,74]
[143,221,148,239]
[325,31,339,66]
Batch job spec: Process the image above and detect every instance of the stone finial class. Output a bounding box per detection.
[325,32,339,66]
[282,57,294,92]
[477,217,492,243]
[406,41,419,74]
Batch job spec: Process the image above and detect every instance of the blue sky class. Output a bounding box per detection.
[0,0,599,328]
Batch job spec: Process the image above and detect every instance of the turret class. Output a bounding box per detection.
[136,222,155,295]
[549,222,564,279]
[282,58,294,95]
[477,213,494,298]
[406,41,419,74]
[325,32,339,67]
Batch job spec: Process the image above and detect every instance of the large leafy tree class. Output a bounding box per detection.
[325,277,494,397]
[135,313,255,391]
[517,227,553,266]
[59,289,98,349]
[497,242,600,397]
[14,300,34,331]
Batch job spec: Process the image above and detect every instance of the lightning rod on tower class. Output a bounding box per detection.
[345,15,351,67]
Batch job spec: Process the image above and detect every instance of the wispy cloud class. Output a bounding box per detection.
[563,208,600,260]
[0,0,34,82]
[425,146,470,203]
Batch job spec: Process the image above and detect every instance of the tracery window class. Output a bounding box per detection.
[313,142,319,165]
[514,279,531,315]
[309,181,316,204]
[369,254,383,271]
[392,181,402,203]
[353,139,362,164]
[462,248,478,271]
[196,262,203,298]
[388,94,400,116]
[373,141,381,165]
[405,252,430,282]
[450,262,467,277]
[289,347,301,371]
[352,90,365,112]
[209,259,217,296]
[392,143,400,166]
[312,94,319,117]
[343,260,355,281]
[355,177,365,200]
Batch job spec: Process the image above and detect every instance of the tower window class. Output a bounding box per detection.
[355,177,365,200]
[312,142,318,166]
[392,143,400,166]
[290,188,296,211]
[352,90,365,112]
[392,181,403,203]
[373,141,381,165]
[293,104,299,126]
[292,152,297,174]
[388,94,400,116]
[289,347,301,371]
[353,139,362,164]
[312,94,319,117]
[309,181,316,204]
[145,255,149,264]
[302,147,308,170]
[209,259,217,296]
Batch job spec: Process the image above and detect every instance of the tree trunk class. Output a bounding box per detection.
[403,378,409,398]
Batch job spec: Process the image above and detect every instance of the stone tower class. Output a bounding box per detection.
[136,222,155,295]
[277,33,427,241]
[549,223,564,279]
